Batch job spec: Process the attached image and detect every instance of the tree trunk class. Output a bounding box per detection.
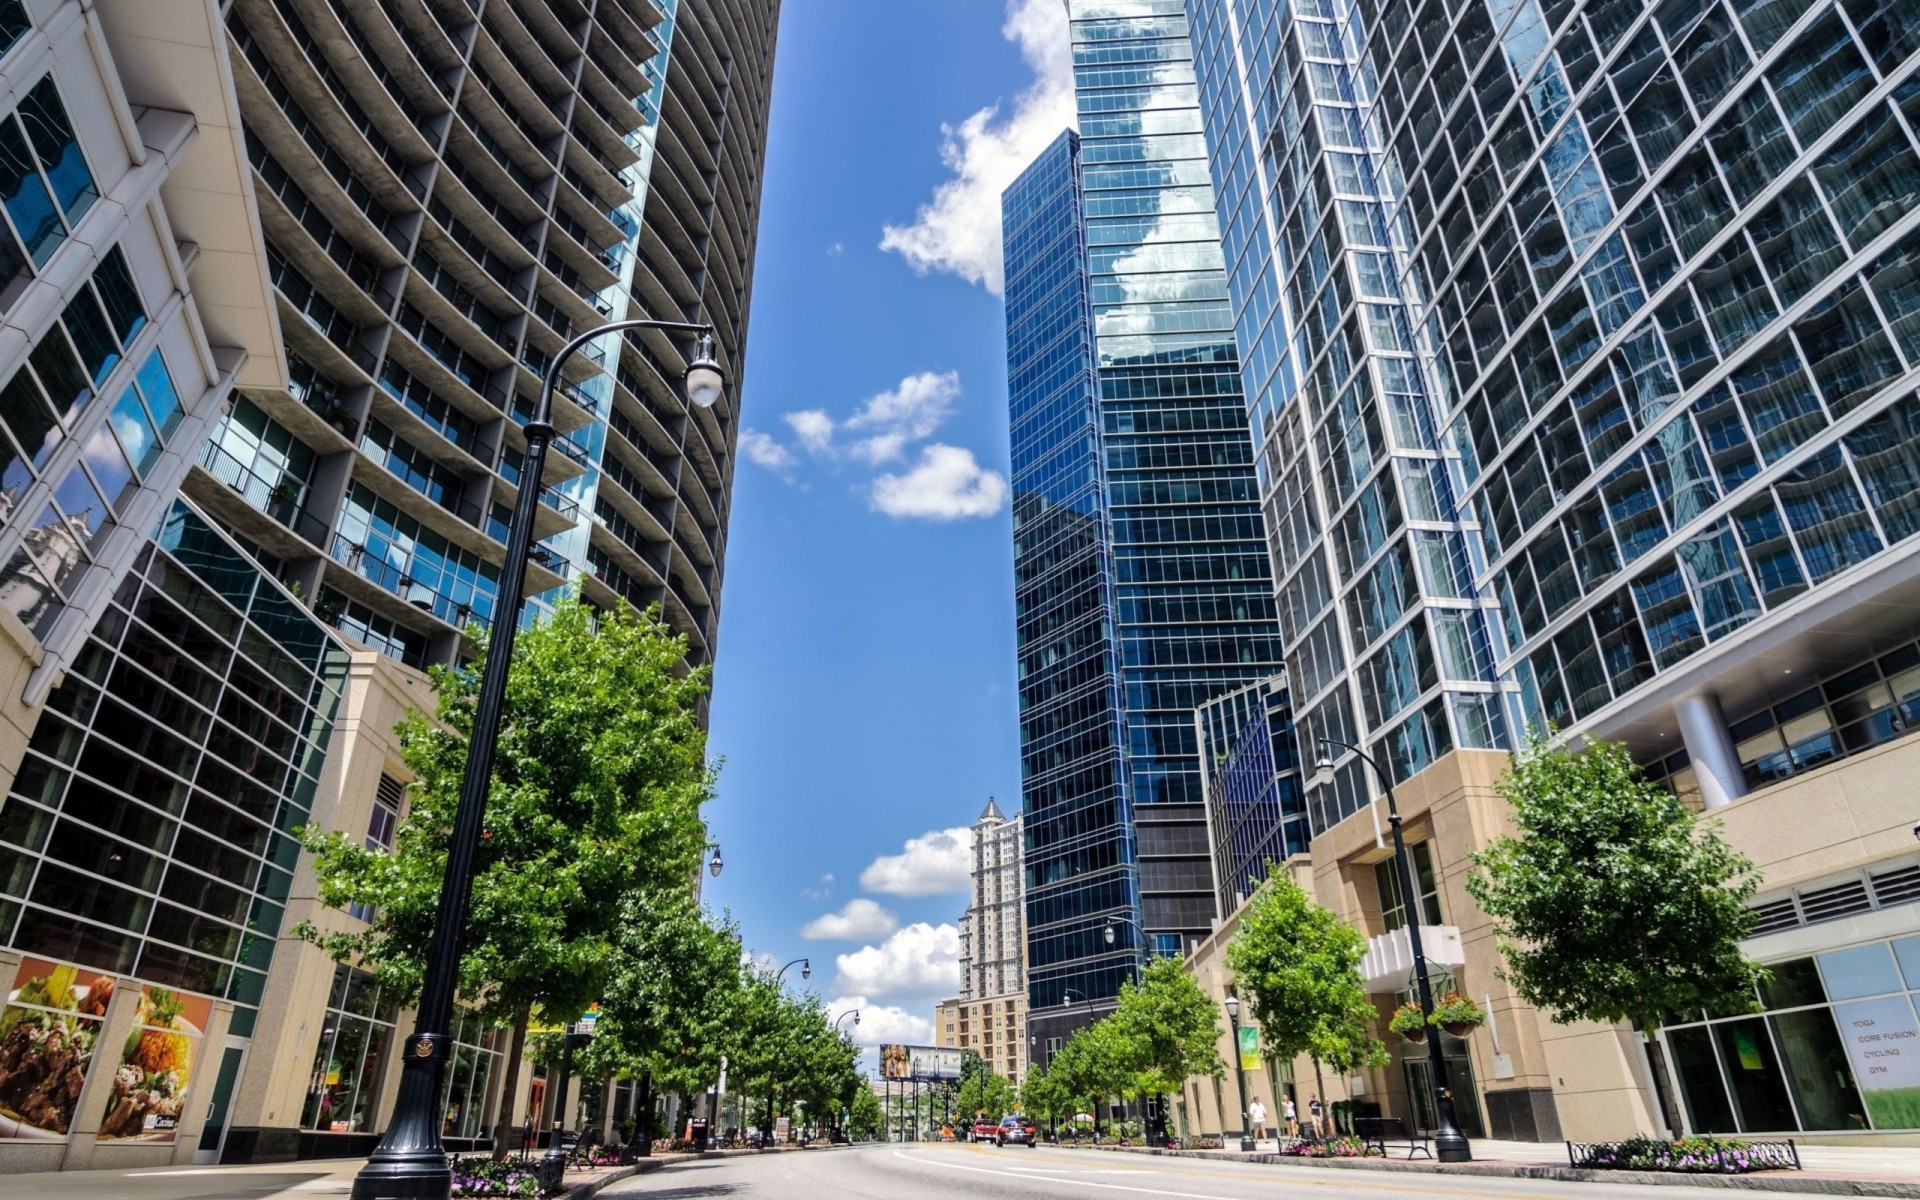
[1312,1057,1327,1138]
[491,1006,532,1160]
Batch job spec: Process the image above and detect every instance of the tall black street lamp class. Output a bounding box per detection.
[541,1026,580,1171]
[351,318,723,1200]
[1223,994,1253,1152]
[1313,736,1471,1163]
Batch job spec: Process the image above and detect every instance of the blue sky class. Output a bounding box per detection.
[700,0,1074,1054]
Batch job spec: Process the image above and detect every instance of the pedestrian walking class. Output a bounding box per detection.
[1308,1094,1324,1138]
[1283,1095,1297,1138]
[1248,1097,1268,1141]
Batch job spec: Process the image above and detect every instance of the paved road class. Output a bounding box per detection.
[604,1142,1752,1199]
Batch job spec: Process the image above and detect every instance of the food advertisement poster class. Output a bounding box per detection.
[0,958,112,1140]
[98,984,210,1143]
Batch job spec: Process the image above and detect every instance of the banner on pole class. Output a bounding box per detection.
[1238,1025,1262,1072]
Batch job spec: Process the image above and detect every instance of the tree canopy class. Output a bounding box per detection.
[1106,957,1224,1100]
[1225,871,1386,1075]
[1468,730,1765,1031]
[954,1049,1017,1121]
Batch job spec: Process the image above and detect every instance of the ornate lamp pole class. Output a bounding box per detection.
[350,319,724,1199]
[1224,994,1253,1152]
[1313,736,1472,1162]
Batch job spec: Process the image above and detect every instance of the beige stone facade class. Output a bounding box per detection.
[934,991,1027,1083]
[1177,733,1920,1147]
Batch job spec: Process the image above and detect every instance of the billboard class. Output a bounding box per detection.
[879,1044,964,1082]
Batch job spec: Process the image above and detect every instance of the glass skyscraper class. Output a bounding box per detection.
[1006,1,1284,1053]
[1188,0,1920,817]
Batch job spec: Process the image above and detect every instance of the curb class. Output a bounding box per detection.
[1080,1144,1920,1197]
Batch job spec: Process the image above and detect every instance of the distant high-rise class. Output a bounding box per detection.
[193,0,779,683]
[939,798,1028,1082]
[956,797,1025,1003]
[1005,0,1284,1057]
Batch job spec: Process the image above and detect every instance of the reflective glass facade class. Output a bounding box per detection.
[1010,1,1285,1034]
[1195,674,1306,917]
[0,500,350,1040]
[1187,0,1920,819]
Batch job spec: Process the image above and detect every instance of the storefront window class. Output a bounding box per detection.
[441,1008,503,1140]
[1661,940,1920,1133]
[300,964,395,1133]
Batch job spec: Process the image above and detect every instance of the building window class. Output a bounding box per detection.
[301,964,397,1133]
[1375,842,1442,932]
[0,74,93,275]
[347,774,402,923]
[441,1008,504,1140]
[1725,641,1920,790]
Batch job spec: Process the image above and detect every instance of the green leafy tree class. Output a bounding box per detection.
[1226,870,1387,1115]
[848,1084,884,1141]
[954,1049,1017,1124]
[297,595,714,1153]
[1018,1059,1069,1137]
[1050,1021,1130,1138]
[577,890,745,1142]
[1467,730,1765,1032]
[1108,958,1223,1134]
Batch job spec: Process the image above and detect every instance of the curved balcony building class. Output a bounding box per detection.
[187,0,780,681]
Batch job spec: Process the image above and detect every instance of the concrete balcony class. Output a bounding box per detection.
[1359,924,1465,993]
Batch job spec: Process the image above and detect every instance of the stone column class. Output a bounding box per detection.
[1675,693,1748,810]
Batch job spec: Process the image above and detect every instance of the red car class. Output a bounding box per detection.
[969,1116,1000,1142]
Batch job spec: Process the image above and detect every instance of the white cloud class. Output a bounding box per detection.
[833,923,961,1001]
[739,428,795,473]
[828,241,845,256]
[830,995,934,1049]
[802,898,900,942]
[800,872,835,901]
[859,827,973,897]
[870,445,1008,521]
[785,409,835,455]
[879,0,1077,294]
[844,371,961,465]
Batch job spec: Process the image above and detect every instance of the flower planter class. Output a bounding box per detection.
[1399,1025,1428,1043]
[1443,1020,1479,1037]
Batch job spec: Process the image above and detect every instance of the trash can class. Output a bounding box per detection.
[690,1118,711,1153]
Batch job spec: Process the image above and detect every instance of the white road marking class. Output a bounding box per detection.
[892,1149,1246,1199]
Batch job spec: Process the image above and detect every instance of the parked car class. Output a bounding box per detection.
[995,1115,1035,1147]
[970,1116,1001,1142]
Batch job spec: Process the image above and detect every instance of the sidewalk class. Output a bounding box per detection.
[1086,1138,1920,1196]
[8,1145,813,1200]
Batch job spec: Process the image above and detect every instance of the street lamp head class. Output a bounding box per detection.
[1313,741,1335,773]
[1102,922,1116,946]
[801,959,812,981]
[708,845,723,878]
[854,1010,861,1025]
[1224,993,1239,1020]
[684,333,725,409]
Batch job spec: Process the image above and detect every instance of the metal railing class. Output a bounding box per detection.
[1567,1139,1800,1174]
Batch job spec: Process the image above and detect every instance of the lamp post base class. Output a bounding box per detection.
[351,1155,452,1200]
[1239,1134,1254,1152]
[1435,1130,1472,1162]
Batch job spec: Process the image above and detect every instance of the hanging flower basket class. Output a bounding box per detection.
[1387,1001,1428,1042]
[1432,991,1485,1037]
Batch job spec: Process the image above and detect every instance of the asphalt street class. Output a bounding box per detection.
[603,1143,1759,1199]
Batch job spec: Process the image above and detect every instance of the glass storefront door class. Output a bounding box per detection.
[193,1042,248,1164]
[1401,1033,1485,1138]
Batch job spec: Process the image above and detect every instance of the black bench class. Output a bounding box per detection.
[1353,1116,1432,1159]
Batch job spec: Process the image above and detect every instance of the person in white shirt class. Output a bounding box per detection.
[1283,1094,1298,1138]
[1248,1097,1268,1141]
